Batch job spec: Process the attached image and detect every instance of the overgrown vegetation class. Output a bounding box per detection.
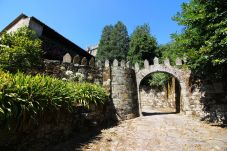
[0,71,108,127]
[0,27,43,72]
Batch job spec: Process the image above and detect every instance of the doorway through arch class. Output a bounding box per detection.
[135,62,190,116]
[139,72,181,115]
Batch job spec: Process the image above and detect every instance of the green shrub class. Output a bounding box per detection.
[0,71,108,127]
[0,27,43,72]
[72,83,107,107]
[148,72,171,91]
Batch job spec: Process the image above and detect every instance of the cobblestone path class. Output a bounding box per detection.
[81,112,227,151]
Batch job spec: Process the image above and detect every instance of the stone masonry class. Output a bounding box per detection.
[111,59,139,120]
[135,57,191,115]
[42,53,227,124]
[140,77,179,113]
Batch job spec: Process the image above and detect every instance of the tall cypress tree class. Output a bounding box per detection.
[96,25,113,61]
[96,21,129,61]
[110,21,130,61]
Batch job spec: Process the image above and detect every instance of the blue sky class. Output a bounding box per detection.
[0,0,188,49]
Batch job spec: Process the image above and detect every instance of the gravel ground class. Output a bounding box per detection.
[80,111,227,151]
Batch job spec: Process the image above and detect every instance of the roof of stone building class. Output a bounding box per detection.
[0,13,93,59]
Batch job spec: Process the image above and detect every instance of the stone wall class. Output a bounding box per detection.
[43,59,103,85]
[111,60,139,120]
[0,105,110,151]
[135,57,191,114]
[42,57,139,121]
[189,78,227,124]
[0,56,123,150]
[30,53,227,125]
[140,77,179,113]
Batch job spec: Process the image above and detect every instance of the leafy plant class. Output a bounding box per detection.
[72,83,107,108]
[0,26,43,72]
[148,73,171,91]
[172,0,227,80]
[0,70,108,129]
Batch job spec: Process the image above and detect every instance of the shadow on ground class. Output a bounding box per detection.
[142,112,178,116]
[45,129,101,151]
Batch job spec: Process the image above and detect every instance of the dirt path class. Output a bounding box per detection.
[81,112,227,151]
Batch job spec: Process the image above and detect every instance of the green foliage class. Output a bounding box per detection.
[96,25,114,61]
[156,43,180,64]
[110,21,130,61]
[148,73,171,91]
[127,24,164,89]
[0,71,108,127]
[127,24,157,66]
[97,21,129,61]
[140,72,171,91]
[73,83,107,107]
[172,0,227,79]
[0,27,43,72]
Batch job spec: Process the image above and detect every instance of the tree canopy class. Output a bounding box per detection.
[0,27,43,72]
[171,0,227,79]
[96,21,129,61]
[96,25,113,61]
[110,21,130,61]
[127,24,157,66]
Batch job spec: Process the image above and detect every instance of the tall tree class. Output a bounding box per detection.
[96,25,113,61]
[110,21,129,61]
[172,0,227,79]
[127,24,157,66]
[96,21,129,61]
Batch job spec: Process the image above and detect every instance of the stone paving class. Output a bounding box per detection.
[81,111,227,151]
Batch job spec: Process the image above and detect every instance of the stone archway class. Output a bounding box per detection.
[135,58,191,116]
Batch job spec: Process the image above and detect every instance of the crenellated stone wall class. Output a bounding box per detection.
[43,54,140,121]
[43,59,104,85]
[111,59,139,120]
[135,57,191,115]
[135,57,226,124]
[41,53,227,124]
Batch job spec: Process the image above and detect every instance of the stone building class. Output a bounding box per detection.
[0,13,93,61]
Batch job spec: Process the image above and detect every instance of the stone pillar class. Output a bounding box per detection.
[111,59,139,120]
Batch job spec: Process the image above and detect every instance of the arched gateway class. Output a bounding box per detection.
[135,57,191,116]
[61,53,192,121]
